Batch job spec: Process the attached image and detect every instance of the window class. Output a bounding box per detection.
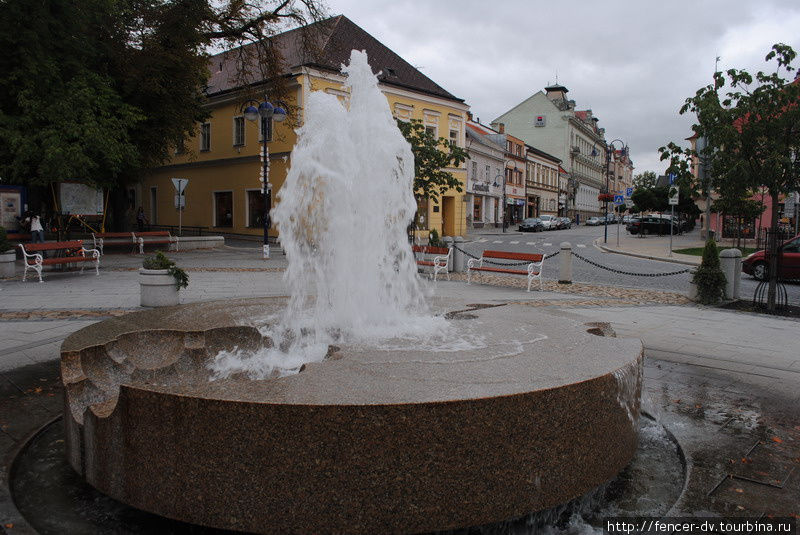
[449,129,458,146]
[247,190,265,228]
[485,165,490,181]
[425,125,436,138]
[472,161,477,179]
[214,191,233,227]
[233,116,245,146]
[200,123,211,151]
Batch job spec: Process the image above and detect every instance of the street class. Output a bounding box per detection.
[463,224,800,304]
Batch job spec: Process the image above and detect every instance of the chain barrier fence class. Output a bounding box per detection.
[571,251,691,277]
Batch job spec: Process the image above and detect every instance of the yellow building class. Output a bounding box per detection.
[139,16,469,240]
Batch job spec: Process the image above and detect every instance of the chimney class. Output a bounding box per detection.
[498,123,505,133]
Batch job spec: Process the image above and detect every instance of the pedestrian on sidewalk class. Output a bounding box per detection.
[136,207,148,232]
[22,210,45,243]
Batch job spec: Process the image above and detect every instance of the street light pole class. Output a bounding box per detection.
[244,99,286,258]
[604,139,627,244]
[497,173,507,232]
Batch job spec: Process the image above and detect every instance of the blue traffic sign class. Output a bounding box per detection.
[613,195,624,205]
[668,173,676,185]
[626,187,633,197]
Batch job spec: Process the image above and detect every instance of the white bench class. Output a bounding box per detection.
[19,240,100,282]
[91,232,136,255]
[412,245,451,281]
[467,250,544,292]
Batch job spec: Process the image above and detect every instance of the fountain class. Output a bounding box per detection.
[53,51,643,534]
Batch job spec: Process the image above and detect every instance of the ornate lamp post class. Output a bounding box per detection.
[494,173,506,232]
[244,99,287,258]
[603,139,627,244]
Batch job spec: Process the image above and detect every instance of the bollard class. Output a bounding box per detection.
[719,248,742,300]
[558,242,572,284]
[453,236,465,272]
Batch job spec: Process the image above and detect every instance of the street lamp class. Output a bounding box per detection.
[244,99,287,258]
[603,139,627,244]
[494,173,506,232]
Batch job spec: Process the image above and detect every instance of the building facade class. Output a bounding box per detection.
[491,84,609,222]
[465,119,505,228]
[139,16,469,240]
[525,146,561,218]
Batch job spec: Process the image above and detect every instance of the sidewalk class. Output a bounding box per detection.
[597,228,714,266]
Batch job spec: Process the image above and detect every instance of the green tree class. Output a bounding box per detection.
[660,43,800,310]
[0,0,325,193]
[693,238,727,305]
[632,171,657,189]
[396,119,467,203]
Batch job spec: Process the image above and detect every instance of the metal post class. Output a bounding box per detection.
[178,179,183,237]
[604,146,610,243]
[262,122,270,259]
[669,204,674,257]
[616,212,620,247]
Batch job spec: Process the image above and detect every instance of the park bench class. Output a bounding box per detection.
[467,250,544,292]
[19,240,100,282]
[7,233,29,243]
[92,232,135,255]
[132,230,176,254]
[412,245,452,281]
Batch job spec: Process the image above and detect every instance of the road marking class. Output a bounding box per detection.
[526,242,536,245]
[493,240,503,244]
[543,243,552,246]
[478,238,488,242]
[510,241,519,244]
[577,244,586,248]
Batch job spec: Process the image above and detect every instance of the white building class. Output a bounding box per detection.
[465,120,506,227]
[492,84,608,221]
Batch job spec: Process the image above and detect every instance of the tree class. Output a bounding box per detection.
[396,118,467,233]
[0,0,325,192]
[659,43,800,310]
[633,171,657,189]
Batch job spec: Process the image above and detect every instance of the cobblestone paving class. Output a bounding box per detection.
[448,272,692,305]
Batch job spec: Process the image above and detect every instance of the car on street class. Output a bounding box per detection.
[518,218,544,232]
[622,215,633,225]
[538,214,558,230]
[626,216,678,235]
[559,217,572,229]
[585,217,602,226]
[741,234,800,280]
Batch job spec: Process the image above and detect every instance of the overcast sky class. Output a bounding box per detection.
[325,0,800,175]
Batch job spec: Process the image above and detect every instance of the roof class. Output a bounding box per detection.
[206,15,462,102]
[465,124,505,152]
[544,84,569,93]
[526,144,561,164]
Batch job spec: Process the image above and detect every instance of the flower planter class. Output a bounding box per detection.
[0,251,16,278]
[139,268,179,307]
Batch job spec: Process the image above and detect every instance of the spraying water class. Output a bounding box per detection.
[211,50,447,379]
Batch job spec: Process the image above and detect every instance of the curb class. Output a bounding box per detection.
[594,239,700,267]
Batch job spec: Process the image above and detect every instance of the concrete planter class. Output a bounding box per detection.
[0,251,16,278]
[139,268,179,307]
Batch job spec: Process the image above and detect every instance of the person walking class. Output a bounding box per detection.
[136,207,148,232]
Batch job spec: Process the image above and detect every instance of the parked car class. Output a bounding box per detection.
[560,217,572,229]
[539,214,558,230]
[741,234,800,280]
[626,216,678,235]
[518,218,544,232]
[622,215,632,225]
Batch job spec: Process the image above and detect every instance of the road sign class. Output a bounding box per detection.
[668,186,679,205]
[625,187,633,198]
[174,195,185,209]
[613,195,624,205]
[171,178,188,194]
[625,198,634,208]
[668,173,676,185]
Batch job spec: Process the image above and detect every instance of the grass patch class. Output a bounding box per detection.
[673,246,757,257]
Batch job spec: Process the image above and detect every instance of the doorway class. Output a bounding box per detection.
[442,196,455,237]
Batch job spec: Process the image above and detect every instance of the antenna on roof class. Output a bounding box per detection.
[555,71,559,84]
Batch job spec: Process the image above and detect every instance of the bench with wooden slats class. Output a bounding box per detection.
[92,232,136,255]
[412,245,451,281]
[18,240,100,282]
[467,250,544,292]
[132,230,176,254]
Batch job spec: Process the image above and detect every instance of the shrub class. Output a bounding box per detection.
[142,251,189,290]
[692,239,726,304]
[0,228,12,253]
[428,228,441,247]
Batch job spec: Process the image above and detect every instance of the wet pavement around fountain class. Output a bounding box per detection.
[1,246,799,533]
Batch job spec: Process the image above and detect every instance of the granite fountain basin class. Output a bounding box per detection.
[60,297,643,534]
